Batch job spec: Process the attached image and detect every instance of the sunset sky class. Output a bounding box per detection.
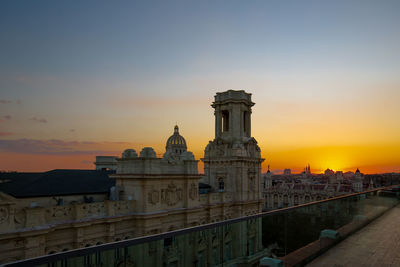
[1,1,399,174]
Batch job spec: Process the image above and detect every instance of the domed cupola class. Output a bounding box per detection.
[166,125,187,155]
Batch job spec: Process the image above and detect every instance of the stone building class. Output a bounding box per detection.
[201,90,264,217]
[352,168,363,192]
[262,169,366,210]
[94,156,118,171]
[0,90,268,265]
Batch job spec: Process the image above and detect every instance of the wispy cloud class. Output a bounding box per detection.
[0,132,14,136]
[0,139,129,155]
[3,115,11,120]
[0,99,12,104]
[30,117,47,123]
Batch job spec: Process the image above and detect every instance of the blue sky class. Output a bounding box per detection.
[1,0,399,172]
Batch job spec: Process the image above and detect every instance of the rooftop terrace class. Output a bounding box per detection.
[307,203,400,267]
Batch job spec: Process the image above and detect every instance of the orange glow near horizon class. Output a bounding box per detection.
[1,86,399,174]
[1,141,399,174]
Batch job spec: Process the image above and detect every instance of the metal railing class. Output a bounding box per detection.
[3,186,399,267]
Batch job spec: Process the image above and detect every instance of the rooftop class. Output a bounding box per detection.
[307,203,400,267]
[0,169,115,198]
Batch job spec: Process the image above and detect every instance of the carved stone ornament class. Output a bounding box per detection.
[148,190,160,205]
[170,155,180,165]
[0,206,9,224]
[14,209,26,226]
[162,182,183,206]
[189,183,198,200]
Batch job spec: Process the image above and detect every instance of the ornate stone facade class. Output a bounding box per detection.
[0,90,267,265]
[262,169,364,210]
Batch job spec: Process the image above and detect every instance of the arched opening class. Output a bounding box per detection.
[218,179,225,192]
[222,110,229,132]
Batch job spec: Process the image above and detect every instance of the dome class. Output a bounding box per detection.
[166,125,187,155]
[122,149,138,159]
[140,147,156,158]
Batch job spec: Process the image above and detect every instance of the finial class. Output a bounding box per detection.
[174,125,179,134]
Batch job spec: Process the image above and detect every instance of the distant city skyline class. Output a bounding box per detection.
[1,1,399,174]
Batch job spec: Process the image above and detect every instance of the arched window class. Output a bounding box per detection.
[222,110,230,132]
[218,179,225,192]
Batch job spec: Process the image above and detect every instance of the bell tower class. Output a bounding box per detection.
[213,90,253,141]
[202,90,264,216]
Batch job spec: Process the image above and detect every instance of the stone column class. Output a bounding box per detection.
[215,109,222,138]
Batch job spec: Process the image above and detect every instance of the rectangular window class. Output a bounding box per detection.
[222,110,229,132]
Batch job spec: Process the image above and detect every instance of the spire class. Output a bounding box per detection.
[267,164,270,173]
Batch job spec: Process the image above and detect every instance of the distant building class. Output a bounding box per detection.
[94,156,117,171]
[336,171,344,182]
[263,181,353,210]
[325,168,335,176]
[352,168,363,192]
[343,171,354,179]
[304,164,311,175]
[284,168,291,175]
[300,164,311,179]
[262,168,367,210]
[264,166,272,189]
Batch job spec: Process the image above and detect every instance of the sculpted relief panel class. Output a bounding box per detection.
[148,190,160,205]
[148,182,183,206]
[14,209,26,227]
